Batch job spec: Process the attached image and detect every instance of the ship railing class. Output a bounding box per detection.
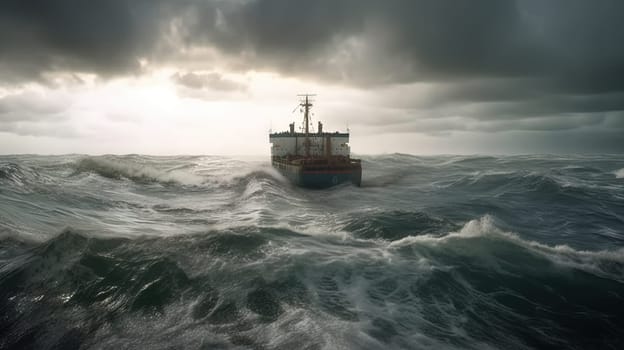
[272,155,361,166]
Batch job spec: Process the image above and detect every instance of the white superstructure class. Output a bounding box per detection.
[270,132,350,157]
[269,95,351,158]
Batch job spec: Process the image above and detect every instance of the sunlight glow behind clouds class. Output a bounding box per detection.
[1,68,622,155]
[1,69,369,155]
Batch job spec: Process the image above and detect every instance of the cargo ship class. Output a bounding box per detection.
[269,95,362,188]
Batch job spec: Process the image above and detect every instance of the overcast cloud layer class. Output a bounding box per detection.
[1,0,623,154]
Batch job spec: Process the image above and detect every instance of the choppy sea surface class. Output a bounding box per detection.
[1,154,623,349]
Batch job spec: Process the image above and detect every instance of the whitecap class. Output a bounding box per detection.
[389,215,624,282]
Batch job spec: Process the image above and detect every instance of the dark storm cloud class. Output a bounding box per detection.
[191,0,624,89]
[4,0,623,89]
[0,0,169,83]
[1,0,623,148]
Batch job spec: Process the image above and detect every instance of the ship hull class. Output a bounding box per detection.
[272,158,361,188]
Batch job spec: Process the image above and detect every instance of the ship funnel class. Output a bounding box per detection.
[289,123,295,134]
[318,121,323,134]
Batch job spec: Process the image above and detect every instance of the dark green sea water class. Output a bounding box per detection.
[1,154,623,349]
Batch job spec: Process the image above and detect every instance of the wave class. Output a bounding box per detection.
[74,156,205,185]
[3,222,624,349]
[2,154,624,349]
[0,163,31,188]
[390,215,624,282]
[616,168,624,179]
[0,162,45,187]
[214,166,286,189]
[360,170,413,188]
[437,170,599,201]
[342,210,459,240]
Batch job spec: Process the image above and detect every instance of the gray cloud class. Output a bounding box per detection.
[0,91,75,138]
[1,0,623,152]
[190,0,624,90]
[171,72,245,91]
[0,91,70,121]
[0,0,169,83]
[0,122,80,138]
[3,1,623,89]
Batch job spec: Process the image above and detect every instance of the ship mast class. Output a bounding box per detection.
[298,94,315,157]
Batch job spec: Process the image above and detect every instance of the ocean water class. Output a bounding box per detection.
[1,154,623,349]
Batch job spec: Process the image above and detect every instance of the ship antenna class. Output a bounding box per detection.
[297,94,316,157]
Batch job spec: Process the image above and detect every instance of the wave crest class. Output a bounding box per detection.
[74,156,204,185]
[0,163,29,185]
[391,215,624,282]
[0,162,46,186]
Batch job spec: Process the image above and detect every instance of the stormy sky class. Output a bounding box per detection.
[1,0,623,154]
